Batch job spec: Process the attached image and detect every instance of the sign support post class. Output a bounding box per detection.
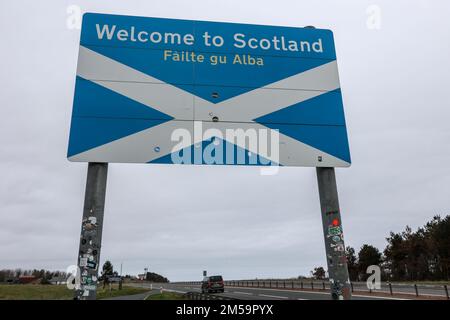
[316,167,351,300]
[75,162,108,300]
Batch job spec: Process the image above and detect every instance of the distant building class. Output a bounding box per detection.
[137,274,145,280]
[18,276,37,284]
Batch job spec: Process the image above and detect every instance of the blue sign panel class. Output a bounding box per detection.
[68,13,351,167]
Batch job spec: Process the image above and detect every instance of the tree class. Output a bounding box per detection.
[101,261,114,289]
[101,261,114,280]
[384,232,407,280]
[145,272,169,283]
[424,215,450,280]
[384,215,450,281]
[312,267,326,280]
[346,246,359,281]
[358,245,382,281]
[403,226,430,281]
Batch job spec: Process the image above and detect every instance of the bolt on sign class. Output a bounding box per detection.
[67,13,351,167]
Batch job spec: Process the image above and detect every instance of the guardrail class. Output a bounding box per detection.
[174,280,449,299]
[184,291,237,300]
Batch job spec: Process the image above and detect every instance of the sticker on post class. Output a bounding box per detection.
[80,257,88,267]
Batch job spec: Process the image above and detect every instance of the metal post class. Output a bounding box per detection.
[414,284,419,297]
[389,282,393,295]
[444,285,449,299]
[316,167,351,300]
[74,163,108,300]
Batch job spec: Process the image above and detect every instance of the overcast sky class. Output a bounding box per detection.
[0,0,449,281]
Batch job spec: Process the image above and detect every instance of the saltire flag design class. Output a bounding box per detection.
[68,13,351,167]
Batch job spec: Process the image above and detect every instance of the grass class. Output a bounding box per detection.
[0,284,73,300]
[145,292,186,300]
[0,283,149,300]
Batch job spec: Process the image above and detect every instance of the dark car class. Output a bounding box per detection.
[201,275,224,293]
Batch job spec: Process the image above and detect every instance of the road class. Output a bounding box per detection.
[104,291,153,300]
[130,282,409,300]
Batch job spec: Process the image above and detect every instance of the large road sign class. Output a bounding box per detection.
[68,13,351,167]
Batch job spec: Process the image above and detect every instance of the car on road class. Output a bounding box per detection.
[201,275,224,293]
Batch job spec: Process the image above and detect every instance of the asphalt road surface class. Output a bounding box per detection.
[131,283,409,300]
[104,291,153,300]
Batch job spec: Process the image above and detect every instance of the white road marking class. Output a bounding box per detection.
[143,293,153,300]
[259,294,288,299]
[233,291,253,295]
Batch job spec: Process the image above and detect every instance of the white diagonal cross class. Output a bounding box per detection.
[69,46,349,167]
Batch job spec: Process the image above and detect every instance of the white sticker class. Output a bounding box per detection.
[80,257,88,267]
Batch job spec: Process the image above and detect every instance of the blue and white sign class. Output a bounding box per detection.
[68,13,351,167]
